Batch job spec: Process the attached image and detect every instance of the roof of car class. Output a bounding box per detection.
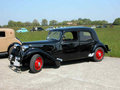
[51,26,93,32]
[0,28,14,32]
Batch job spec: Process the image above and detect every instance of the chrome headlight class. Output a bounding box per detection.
[14,44,21,49]
[22,45,29,51]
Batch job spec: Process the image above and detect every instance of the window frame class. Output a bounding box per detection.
[0,31,6,37]
[62,31,79,42]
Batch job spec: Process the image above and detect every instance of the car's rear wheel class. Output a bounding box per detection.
[92,47,104,62]
[30,54,44,73]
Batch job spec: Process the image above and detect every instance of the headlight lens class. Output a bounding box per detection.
[14,44,21,49]
[22,45,29,51]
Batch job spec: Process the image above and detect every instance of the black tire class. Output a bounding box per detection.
[30,54,44,73]
[54,60,61,68]
[92,47,105,62]
[8,46,14,55]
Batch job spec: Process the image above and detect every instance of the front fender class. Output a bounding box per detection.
[22,48,56,61]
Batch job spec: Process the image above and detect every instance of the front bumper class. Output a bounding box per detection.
[9,54,21,67]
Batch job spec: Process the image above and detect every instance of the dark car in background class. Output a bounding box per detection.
[9,27,110,73]
[96,25,107,28]
[30,27,44,32]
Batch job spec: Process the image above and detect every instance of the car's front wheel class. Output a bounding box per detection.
[30,54,44,73]
[92,47,105,62]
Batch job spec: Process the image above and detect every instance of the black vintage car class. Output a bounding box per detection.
[9,27,110,73]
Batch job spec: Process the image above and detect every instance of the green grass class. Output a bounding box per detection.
[11,25,120,58]
[16,31,48,41]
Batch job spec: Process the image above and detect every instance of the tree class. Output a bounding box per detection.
[71,20,78,25]
[113,18,120,25]
[60,21,68,25]
[77,19,83,25]
[32,19,40,26]
[8,20,16,27]
[16,21,24,27]
[91,20,108,25]
[49,20,58,25]
[78,18,82,21]
[82,18,91,25]
[2,25,8,28]
[24,22,32,26]
[41,19,48,26]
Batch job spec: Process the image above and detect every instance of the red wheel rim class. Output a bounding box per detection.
[96,49,103,60]
[35,57,43,70]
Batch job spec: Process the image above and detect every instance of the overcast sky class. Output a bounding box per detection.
[0,0,120,25]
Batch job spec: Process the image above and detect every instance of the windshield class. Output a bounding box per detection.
[47,31,61,40]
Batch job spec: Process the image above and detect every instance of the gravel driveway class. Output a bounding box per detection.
[0,56,120,90]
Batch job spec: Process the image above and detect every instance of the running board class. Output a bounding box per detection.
[88,53,94,57]
[56,58,63,62]
[0,52,8,55]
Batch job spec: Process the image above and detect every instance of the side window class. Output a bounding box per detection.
[64,32,73,40]
[0,31,5,37]
[80,31,93,41]
[63,31,78,41]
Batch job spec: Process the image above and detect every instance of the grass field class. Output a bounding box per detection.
[11,25,120,58]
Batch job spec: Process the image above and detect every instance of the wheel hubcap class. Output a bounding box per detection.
[96,49,103,60]
[35,57,43,70]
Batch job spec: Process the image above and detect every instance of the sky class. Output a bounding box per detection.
[0,0,120,25]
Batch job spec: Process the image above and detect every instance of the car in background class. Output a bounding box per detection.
[91,25,96,29]
[46,26,55,31]
[30,27,44,32]
[0,28,21,55]
[16,28,28,33]
[96,25,107,28]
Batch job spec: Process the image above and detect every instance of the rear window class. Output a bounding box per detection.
[80,31,93,41]
[0,31,5,37]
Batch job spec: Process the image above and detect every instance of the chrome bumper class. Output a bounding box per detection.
[9,54,21,67]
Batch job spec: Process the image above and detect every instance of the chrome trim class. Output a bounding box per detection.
[57,58,63,62]
[22,45,29,51]
[14,44,20,49]
[88,53,94,57]
[15,57,20,61]
[13,57,21,66]
[9,54,13,61]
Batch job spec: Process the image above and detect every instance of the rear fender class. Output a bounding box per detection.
[92,43,108,53]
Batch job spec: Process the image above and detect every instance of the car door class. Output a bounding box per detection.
[60,31,80,61]
[0,31,7,52]
[79,31,95,58]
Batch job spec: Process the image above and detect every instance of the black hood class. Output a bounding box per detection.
[22,40,58,45]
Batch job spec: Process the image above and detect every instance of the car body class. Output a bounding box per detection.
[30,27,44,32]
[0,28,21,55]
[9,27,110,73]
[16,28,28,33]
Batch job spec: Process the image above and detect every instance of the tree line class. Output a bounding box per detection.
[1,18,120,27]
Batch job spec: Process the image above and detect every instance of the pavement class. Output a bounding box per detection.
[0,56,120,90]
